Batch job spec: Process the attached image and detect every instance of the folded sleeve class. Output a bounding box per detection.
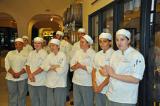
[40,56,50,71]
[5,52,11,72]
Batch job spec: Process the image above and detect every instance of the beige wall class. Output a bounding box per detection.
[83,0,113,34]
[0,20,17,28]
[0,0,113,41]
[0,0,71,43]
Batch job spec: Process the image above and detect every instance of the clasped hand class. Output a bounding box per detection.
[99,65,115,77]
[49,65,60,71]
[13,72,20,78]
[73,61,86,70]
[28,73,35,82]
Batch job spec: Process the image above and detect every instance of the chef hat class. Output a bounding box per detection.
[50,39,60,45]
[116,29,131,39]
[56,31,64,36]
[22,36,29,40]
[15,38,24,43]
[82,35,93,45]
[78,28,85,33]
[34,37,43,43]
[99,32,112,40]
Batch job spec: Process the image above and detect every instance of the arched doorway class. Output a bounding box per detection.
[28,14,63,44]
[0,12,17,73]
[0,12,17,50]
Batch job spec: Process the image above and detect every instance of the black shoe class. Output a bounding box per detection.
[70,101,74,105]
[26,91,29,96]
[66,96,70,101]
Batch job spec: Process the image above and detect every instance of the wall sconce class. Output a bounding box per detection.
[50,17,53,21]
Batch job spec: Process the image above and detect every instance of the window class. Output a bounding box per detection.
[89,3,113,51]
[102,8,113,34]
[154,0,160,103]
[91,15,99,51]
[120,0,141,49]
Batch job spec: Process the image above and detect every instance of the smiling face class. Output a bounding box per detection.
[99,38,111,51]
[22,38,28,46]
[49,43,59,53]
[55,34,62,40]
[78,32,85,39]
[80,37,90,50]
[34,41,42,50]
[15,41,24,51]
[116,34,130,51]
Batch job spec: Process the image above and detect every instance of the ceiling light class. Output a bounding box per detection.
[50,17,53,21]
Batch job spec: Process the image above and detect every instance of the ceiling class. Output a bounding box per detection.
[0,0,74,30]
[0,13,14,21]
[0,12,62,30]
[31,14,62,30]
[0,0,84,31]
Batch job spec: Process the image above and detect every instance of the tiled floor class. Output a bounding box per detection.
[0,72,31,106]
[0,72,9,106]
[0,71,73,106]
[0,51,73,106]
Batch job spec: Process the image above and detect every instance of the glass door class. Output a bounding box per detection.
[153,0,160,105]
[119,0,141,50]
[89,3,113,52]
[91,15,99,52]
[102,8,113,34]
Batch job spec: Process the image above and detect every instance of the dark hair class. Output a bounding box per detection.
[63,35,70,39]
[125,36,129,40]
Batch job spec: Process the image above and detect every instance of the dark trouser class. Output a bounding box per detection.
[7,79,28,106]
[47,87,67,106]
[73,84,94,106]
[28,85,47,106]
[107,98,136,106]
[67,71,73,91]
[95,93,107,106]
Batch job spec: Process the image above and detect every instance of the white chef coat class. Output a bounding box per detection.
[26,49,48,86]
[60,40,72,63]
[23,44,33,54]
[70,41,80,60]
[107,46,145,104]
[41,51,68,88]
[43,46,50,54]
[93,48,114,94]
[5,49,28,81]
[70,48,96,86]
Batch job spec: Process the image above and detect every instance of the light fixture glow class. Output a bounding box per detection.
[50,17,53,21]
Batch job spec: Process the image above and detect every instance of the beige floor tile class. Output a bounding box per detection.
[0,71,73,106]
[0,52,73,106]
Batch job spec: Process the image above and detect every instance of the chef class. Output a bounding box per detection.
[92,32,114,106]
[5,38,28,106]
[70,35,96,106]
[55,31,72,63]
[26,37,48,106]
[70,28,86,58]
[101,29,145,106]
[41,39,68,106]
[22,35,33,54]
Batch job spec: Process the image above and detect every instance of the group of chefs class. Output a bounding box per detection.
[5,28,145,106]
